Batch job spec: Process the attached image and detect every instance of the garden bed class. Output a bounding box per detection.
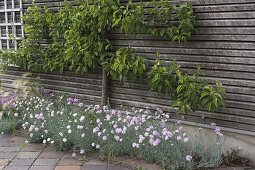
[0,87,253,170]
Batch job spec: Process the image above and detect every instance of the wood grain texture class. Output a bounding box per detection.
[1,0,255,133]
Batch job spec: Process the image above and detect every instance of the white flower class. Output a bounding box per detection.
[81,133,85,138]
[63,138,67,142]
[106,115,111,121]
[44,130,49,134]
[59,132,63,136]
[211,122,216,126]
[29,125,35,132]
[177,136,182,141]
[186,155,192,161]
[78,103,84,107]
[30,134,33,138]
[91,143,95,147]
[43,139,46,144]
[77,125,83,130]
[114,135,120,141]
[68,129,72,133]
[14,113,18,117]
[98,132,102,136]
[103,105,107,110]
[35,127,39,132]
[72,153,76,158]
[80,116,85,122]
[47,138,51,142]
[144,132,149,137]
[80,150,85,154]
[102,136,107,140]
[67,125,71,129]
[93,127,99,133]
[51,141,55,144]
[25,140,29,144]
[96,119,101,124]
[96,144,100,149]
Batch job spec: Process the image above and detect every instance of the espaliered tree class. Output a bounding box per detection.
[0,0,225,114]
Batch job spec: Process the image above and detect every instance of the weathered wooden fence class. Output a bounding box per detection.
[0,0,255,133]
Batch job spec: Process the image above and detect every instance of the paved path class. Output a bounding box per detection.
[0,134,252,170]
[0,134,138,170]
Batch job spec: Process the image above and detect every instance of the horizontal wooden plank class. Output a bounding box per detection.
[196,11,255,19]
[120,0,255,5]
[109,33,255,42]
[195,27,255,35]
[112,40,255,50]
[115,46,255,58]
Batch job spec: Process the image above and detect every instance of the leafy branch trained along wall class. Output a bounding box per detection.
[0,0,225,114]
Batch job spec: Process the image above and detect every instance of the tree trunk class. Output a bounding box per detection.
[101,67,108,107]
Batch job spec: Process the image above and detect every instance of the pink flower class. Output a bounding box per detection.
[186,155,192,161]
[153,131,159,136]
[215,126,221,133]
[115,128,122,134]
[153,139,160,146]
[183,137,189,143]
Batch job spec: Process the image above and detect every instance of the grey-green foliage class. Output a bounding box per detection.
[191,129,224,168]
